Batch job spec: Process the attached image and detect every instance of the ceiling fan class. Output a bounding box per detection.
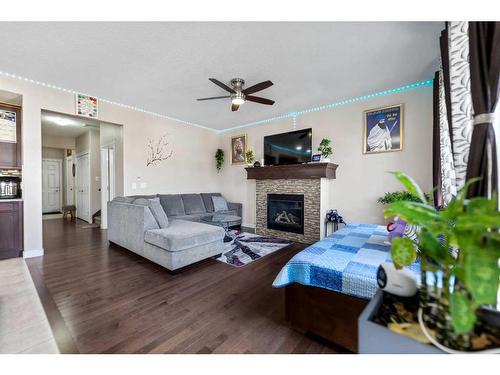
[197,78,275,112]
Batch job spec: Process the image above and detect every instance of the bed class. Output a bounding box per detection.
[273,223,420,352]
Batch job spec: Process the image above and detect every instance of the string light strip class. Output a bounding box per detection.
[219,79,434,133]
[0,70,432,134]
[0,70,215,132]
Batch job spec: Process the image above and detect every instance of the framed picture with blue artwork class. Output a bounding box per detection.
[363,104,404,154]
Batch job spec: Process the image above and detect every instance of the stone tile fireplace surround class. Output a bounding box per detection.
[246,163,338,244]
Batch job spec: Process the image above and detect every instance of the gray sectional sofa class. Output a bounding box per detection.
[108,193,242,271]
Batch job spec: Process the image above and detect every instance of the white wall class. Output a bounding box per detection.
[42,134,76,150]
[217,86,434,227]
[0,70,433,257]
[0,74,220,258]
[42,147,64,159]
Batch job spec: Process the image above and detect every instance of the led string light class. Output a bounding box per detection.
[0,70,432,134]
[0,70,215,132]
[219,79,433,133]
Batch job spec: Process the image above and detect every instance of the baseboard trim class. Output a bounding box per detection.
[24,248,44,258]
[241,226,256,234]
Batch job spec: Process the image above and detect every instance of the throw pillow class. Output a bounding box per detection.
[148,198,169,228]
[133,197,169,228]
[212,196,229,212]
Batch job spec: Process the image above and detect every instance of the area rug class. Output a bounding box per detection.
[214,230,292,267]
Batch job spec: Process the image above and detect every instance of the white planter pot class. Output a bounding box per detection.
[322,157,331,163]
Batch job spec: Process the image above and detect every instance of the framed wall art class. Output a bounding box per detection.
[230,134,247,164]
[363,104,403,154]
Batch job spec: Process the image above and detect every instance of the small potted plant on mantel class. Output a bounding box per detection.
[384,172,500,353]
[246,149,255,167]
[318,138,333,162]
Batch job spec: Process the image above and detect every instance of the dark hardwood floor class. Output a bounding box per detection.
[26,218,344,354]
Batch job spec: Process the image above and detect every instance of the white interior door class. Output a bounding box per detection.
[100,147,116,229]
[76,153,90,222]
[66,156,75,206]
[42,159,62,213]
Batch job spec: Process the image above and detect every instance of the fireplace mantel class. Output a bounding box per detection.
[245,162,338,180]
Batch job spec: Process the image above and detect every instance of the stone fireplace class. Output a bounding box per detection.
[247,163,338,244]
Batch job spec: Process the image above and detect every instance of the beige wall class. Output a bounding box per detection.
[217,86,433,227]
[0,74,220,258]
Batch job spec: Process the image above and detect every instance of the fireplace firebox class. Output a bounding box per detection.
[267,194,304,234]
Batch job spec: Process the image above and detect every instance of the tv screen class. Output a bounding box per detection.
[264,128,312,166]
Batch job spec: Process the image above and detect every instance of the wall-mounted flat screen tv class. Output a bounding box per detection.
[264,128,312,166]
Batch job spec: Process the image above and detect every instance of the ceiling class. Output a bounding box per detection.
[0,22,442,130]
[41,111,98,138]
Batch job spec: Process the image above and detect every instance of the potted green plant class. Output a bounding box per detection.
[378,190,431,205]
[384,172,500,352]
[246,149,254,167]
[317,138,333,162]
[215,149,224,173]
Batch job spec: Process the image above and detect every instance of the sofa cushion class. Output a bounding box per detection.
[212,196,229,212]
[200,193,222,212]
[159,194,185,216]
[113,196,135,204]
[145,220,224,252]
[181,194,206,215]
[129,194,157,200]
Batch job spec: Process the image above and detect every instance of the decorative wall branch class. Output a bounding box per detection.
[146,135,173,167]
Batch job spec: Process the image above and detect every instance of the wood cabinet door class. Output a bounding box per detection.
[0,104,22,169]
[0,201,23,259]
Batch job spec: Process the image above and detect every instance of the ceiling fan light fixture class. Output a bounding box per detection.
[231,97,245,106]
[231,92,245,106]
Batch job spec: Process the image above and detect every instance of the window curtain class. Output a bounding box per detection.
[433,71,444,208]
[465,22,499,199]
[447,22,474,191]
[438,66,458,205]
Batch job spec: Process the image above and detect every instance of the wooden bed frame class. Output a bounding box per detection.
[285,283,369,353]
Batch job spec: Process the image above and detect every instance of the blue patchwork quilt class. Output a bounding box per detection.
[272,223,420,300]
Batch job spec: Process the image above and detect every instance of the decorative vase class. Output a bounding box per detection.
[322,157,331,163]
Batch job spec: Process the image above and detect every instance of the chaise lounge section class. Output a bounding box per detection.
[108,193,242,271]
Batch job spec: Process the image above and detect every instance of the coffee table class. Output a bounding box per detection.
[202,213,242,243]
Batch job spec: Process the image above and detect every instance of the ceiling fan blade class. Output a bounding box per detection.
[196,95,231,101]
[242,80,273,95]
[232,103,240,112]
[209,78,236,94]
[245,95,275,105]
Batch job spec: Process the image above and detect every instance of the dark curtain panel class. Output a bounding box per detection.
[465,22,499,199]
[440,26,454,145]
[433,72,444,208]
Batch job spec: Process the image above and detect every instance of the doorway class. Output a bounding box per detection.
[42,159,62,214]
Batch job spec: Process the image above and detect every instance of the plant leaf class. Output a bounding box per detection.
[419,229,455,265]
[455,213,500,232]
[389,171,427,203]
[391,237,417,268]
[462,245,500,305]
[384,201,441,226]
[450,292,477,334]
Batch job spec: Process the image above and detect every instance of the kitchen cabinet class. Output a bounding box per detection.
[0,104,22,169]
[0,201,23,259]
